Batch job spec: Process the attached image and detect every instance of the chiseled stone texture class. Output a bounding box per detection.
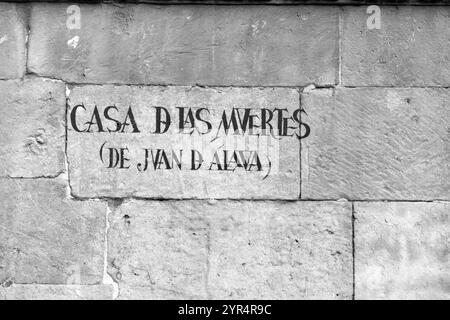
[0,284,114,300]
[108,200,209,300]
[301,88,450,200]
[0,178,106,284]
[0,3,27,79]
[108,200,352,299]
[342,6,450,86]
[68,85,300,199]
[28,3,338,86]
[355,202,450,299]
[0,78,66,178]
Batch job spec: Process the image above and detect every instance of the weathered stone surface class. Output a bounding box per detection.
[0,78,66,178]
[28,4,338,86]
[342,6,450,86]
[301,88,450,200]
[0,178,106,284]
[108,200,209,300]
[0,3,27,79]
[0,284,114,300]
[108,200,352,299]
[208,201,353,299]
[355,202,450,299]
[68,85,300,199]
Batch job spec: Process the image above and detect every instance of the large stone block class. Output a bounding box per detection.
[301,88,450,200]
[108,200,210,300]
[0,78,66,178]
[108,200,352,299]
[67,85,300,199]
[0,3,27,79]
[0,284,114,300]
[28,3,338,86]
[207,201,353,299]
[355,202,450,299]
[0,178,106,284]
[342,6,450,86]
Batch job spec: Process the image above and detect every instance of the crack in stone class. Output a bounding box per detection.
[103,200,121,300]
[64,84,76,199]
[299,88,303,199]
[66,195,450,203]
[204,220,212,299]
[351,201,356,300]
[24,72,65,83]
[21,3,31,78]
[7,74,450,90]
[66,81,307,89]
[4,171,65,179]
[337,6,343,87]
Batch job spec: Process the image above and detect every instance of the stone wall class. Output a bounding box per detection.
[0,2,448,299]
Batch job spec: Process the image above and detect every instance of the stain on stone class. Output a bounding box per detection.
[25,129,46,155]
[112,9,135,35]
[108,198,124,211]
[1,278,13,288]
[123,214,131,226]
